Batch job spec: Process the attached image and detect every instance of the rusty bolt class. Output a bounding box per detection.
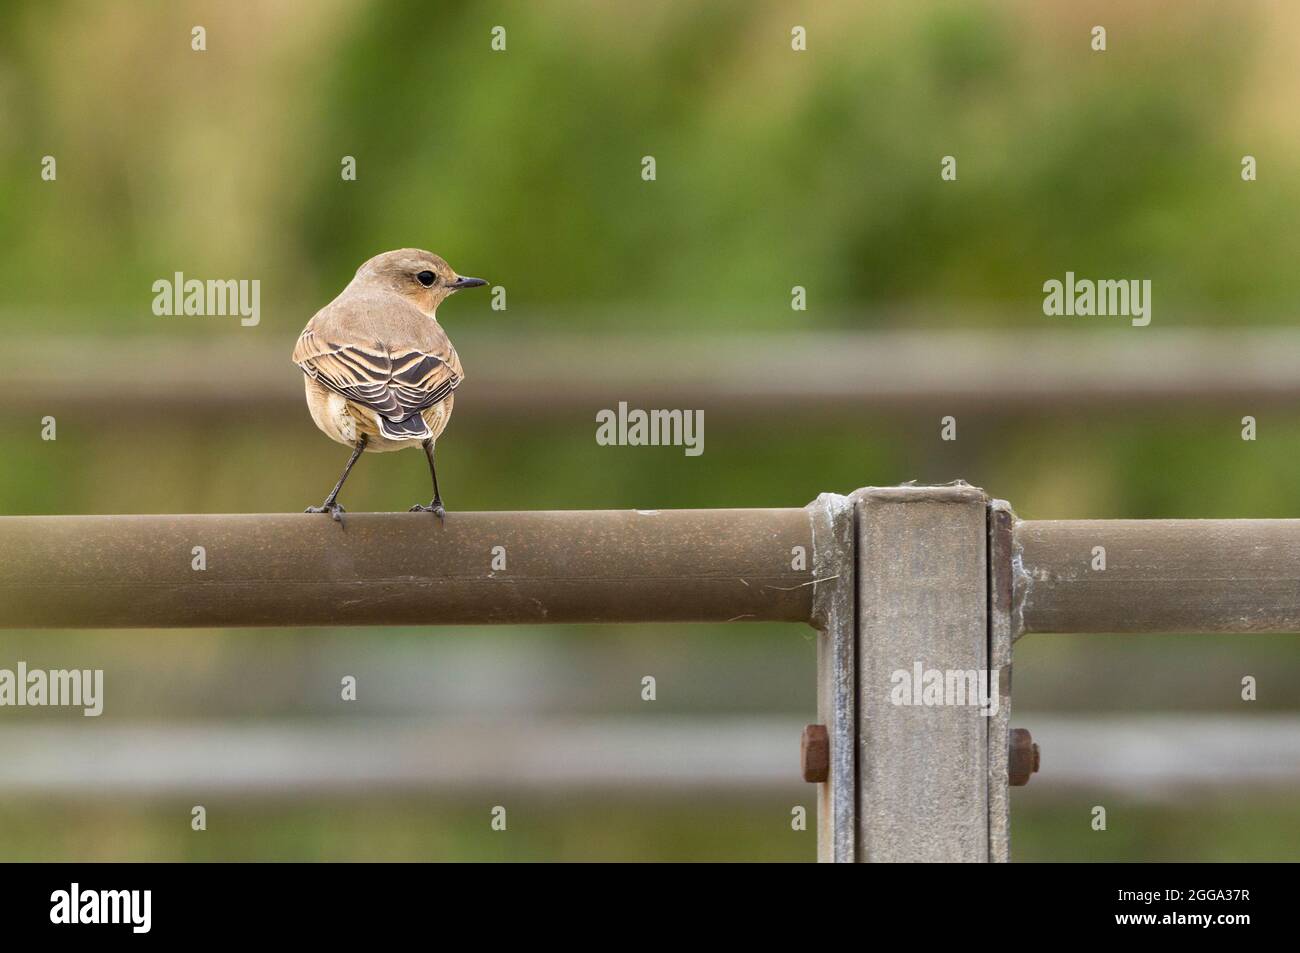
[1008,728,1040,786]
[801,724,829,783]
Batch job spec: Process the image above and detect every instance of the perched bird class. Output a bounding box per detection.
[292,248,487,521]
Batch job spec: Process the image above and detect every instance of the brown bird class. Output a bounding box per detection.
[292,248,487,521]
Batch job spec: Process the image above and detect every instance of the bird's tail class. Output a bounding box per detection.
[377,413,431,441]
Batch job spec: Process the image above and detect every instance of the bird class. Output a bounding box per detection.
[292,248,487,522]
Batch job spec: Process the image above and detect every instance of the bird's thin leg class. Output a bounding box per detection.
[409,438,446,523]
[307,434,368,522]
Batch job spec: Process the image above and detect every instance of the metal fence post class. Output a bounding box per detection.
[987,499,1015,862]
[855,484,997,862]
[808,493,857,862]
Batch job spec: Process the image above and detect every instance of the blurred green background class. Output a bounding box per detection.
[0,0,1297,860]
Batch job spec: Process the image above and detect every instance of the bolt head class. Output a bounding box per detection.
[1009,727,1040,786]
[801,724,829,783]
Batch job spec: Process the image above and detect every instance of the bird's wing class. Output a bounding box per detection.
[292,296,463,424]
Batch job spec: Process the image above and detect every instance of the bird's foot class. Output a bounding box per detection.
[306,502,346,522]
[409,500,446,524]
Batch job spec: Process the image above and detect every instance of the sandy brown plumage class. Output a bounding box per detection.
[294,248,487,518]
[293,289,464,450]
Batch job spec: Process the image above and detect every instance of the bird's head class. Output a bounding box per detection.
[353,248,487,314]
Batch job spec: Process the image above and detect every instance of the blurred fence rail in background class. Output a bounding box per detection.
[1,715,1295,797]
[10,328,1300,416]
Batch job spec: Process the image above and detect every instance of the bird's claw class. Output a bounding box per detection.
[409,501,446,524]
[306,502,346,522]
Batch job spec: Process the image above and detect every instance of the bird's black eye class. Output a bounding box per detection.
[417,270,437,287]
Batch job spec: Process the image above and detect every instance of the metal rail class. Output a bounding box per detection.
[1015,519,1300,634]
[0,509,815,628]
[7,506,1298,634]
[3,489,1297,864]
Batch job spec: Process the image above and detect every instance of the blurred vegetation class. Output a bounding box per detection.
[0,1,1297,860]
[3,1,1299,329]
[3,795,1298,862]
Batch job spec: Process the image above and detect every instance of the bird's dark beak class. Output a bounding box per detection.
[450,276,488,290]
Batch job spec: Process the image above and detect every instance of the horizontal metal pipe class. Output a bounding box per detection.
[1017,519,1300,633]
[0,510,816,628]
